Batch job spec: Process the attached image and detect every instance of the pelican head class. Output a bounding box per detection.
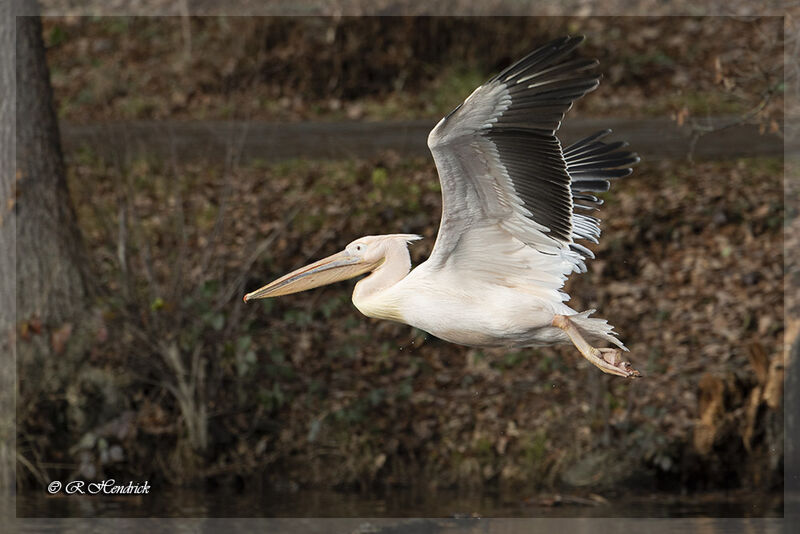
[243,234,421,302]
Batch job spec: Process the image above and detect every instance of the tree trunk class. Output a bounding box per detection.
[0,0,15,496]
[3,4,93,492]
[14,13,89,326]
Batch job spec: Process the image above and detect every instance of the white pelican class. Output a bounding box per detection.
[244,36,640,377]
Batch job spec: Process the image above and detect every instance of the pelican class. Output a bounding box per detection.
[244,36,641,377]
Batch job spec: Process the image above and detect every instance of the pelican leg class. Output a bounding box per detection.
[551,315,640,378]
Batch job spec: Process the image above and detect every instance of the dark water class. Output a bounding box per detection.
[14,487,784,518]
[8,490,793,534]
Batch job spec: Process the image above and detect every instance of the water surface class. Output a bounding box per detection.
[15,487,784,518]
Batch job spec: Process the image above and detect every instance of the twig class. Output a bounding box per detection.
[179,0,192,67]
[212,206,300,312]
[166,124,190,314]
[687,87,777,163]
[117,198,128,300]
[685,17,784,162]
[198,122,250,281]
[16,451,48,488]
[160,341,207,452]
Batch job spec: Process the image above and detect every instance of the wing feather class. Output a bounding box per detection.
[424,36,637,302]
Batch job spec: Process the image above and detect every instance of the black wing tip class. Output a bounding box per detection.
[563,130,641,169]
[491,35,591,85]
[544,34,587,58]
[550,34,583,47]
[557,35,588,57]
[563,34,586,46]
[617,153,641,168]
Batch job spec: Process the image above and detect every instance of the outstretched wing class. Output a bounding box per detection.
[425,36,637,302]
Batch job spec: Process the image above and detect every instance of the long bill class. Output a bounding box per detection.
[243,250,380,302]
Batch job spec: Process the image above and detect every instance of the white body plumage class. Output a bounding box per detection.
[350,235,623,350]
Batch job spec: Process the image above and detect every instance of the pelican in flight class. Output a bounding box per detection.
[245,36,640,377]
